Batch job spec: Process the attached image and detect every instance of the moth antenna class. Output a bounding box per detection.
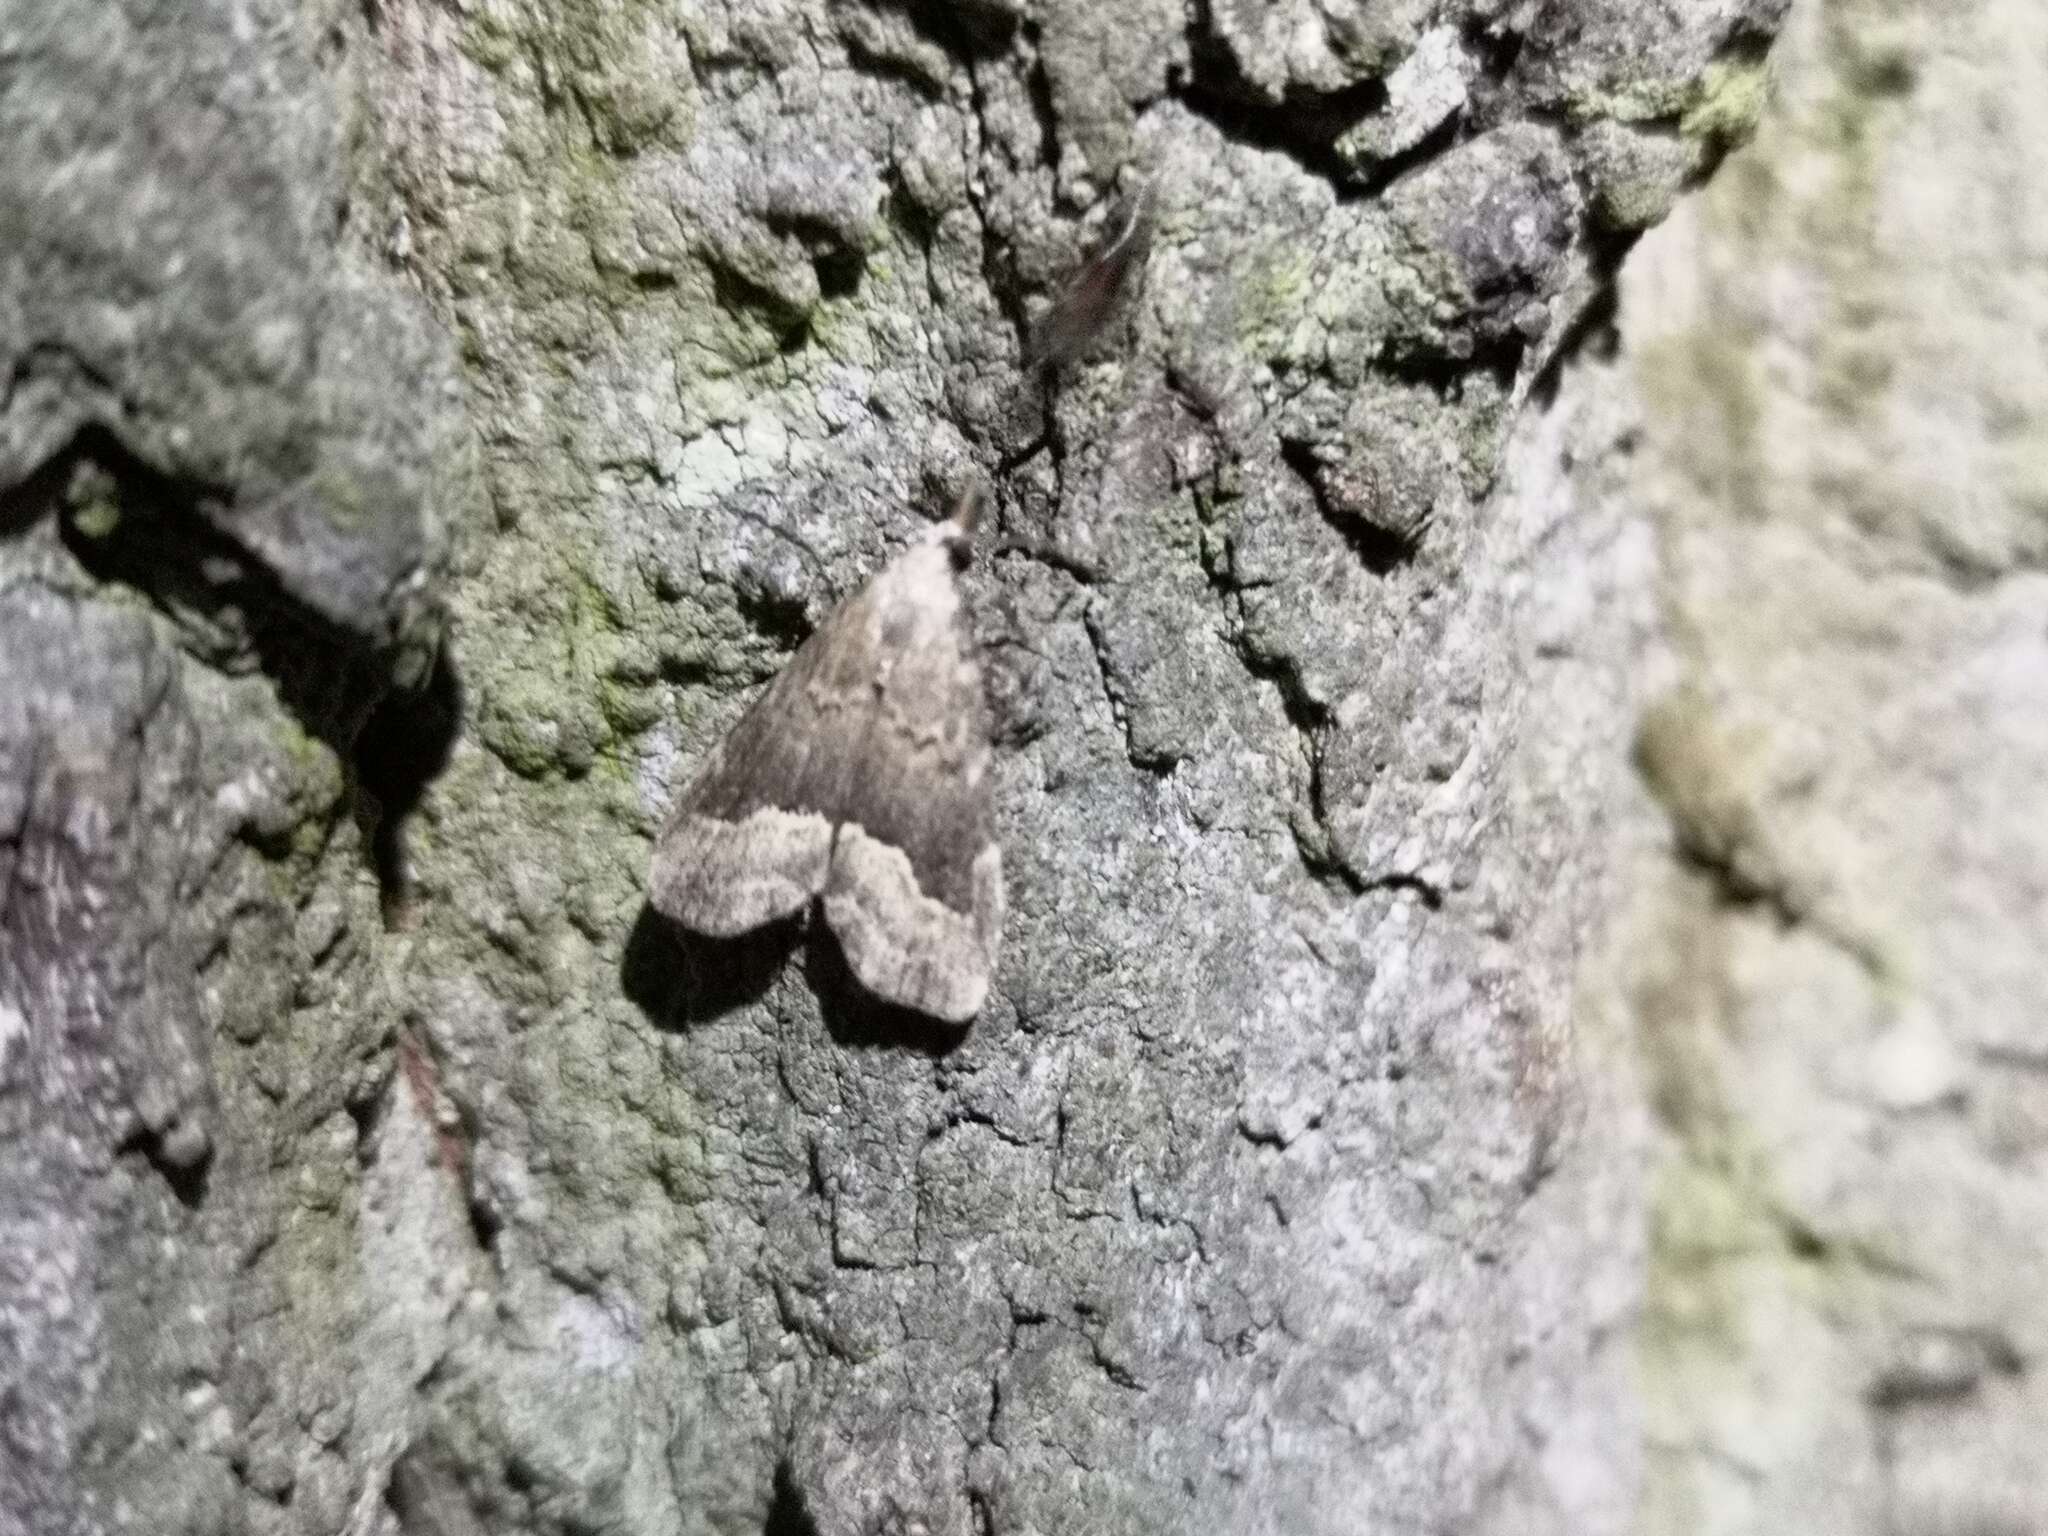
[947,484,986,543]
[1097,179,1155,264]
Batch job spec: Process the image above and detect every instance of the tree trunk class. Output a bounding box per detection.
[3,0,2039,1532]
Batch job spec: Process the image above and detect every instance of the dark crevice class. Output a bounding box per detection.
[1460,12,1525,86]
[1782,1215,1831,1263]
[1235,634,1331,735]
[1235,1118,1290,1151]
[879,169,944,253]
[465,1189,503,1255]
[1174,0,1460,196]
[1976,1042,2048,1075]
[681,49,761,100]
[1079,607,1177,780]
[990,534,1099,587]
[1291,789,1361,895]
[1375,347,1469,401]
[40,430,363,732]
[731,580,814,653]
[344,1069,391,1168]
[952,50,1080,488]
[892,0,1019,58]
[1363,870,1445,910]
[994,382,1054,477]
[1174,47,1391,191]
[355,644,463,926]
[1222,620,1359,892]
[955,58,1035,376]
[984,1366,1007,1446]
[1866,1328,2024,1410]
[1522,129,1640,405]
[811,247,865,302]
[1483,332,1530,395]
[1375,334,1524,405]
[1519,1118,1564,1196]
[1719,24,1782,72]
[762,211,869,303]
[1671,839,1799,926]
[655,644,722,692]
[1,341,124,437]
[1084,1334,1144,1391]
[761,1458,820,1533]
[705,258,815,347]
[1019,21,1063,185]
[1526,261,1622,410]
[1276,437,1417,576]
[1170,78,1366,191]
[0,431,79,539]
[1665,842,1894,982]
[118,1123,213,1210]
[1349,107,1466,198]
[777,318,815,357]
[20,426,461,916]
[1278,711,1356,894]
[387,1440,490,1536]
[1164,359,1228,423]
[1190,495,1360,881]
[837,28,952,101]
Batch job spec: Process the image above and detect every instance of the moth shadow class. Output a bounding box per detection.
[802,928,968,1058]
[619,902,792,1031]
[619,903,972,1056]
[356,647,464,925]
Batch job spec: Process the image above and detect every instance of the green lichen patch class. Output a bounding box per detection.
[1634,687,1783,900]
[1631,883,1898,1533]
[1679,56,1774,151]
[465,536,666,782]
[1232,244,1321,365]
[454,0,691,159]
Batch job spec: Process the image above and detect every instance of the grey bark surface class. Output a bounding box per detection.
[4,0,2036,1533]
[1616,0,2048,1525]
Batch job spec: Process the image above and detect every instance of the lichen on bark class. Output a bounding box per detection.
[26,0,1984,1532]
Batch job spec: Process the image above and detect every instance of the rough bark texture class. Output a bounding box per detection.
[2,0,2036,1533]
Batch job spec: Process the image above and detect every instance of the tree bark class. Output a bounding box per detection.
[6,0,2038,1533]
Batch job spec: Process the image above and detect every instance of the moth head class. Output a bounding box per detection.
[938,485,985,570]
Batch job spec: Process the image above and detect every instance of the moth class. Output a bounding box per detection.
[648,179,1157,1024]
[1024,183,1156,372]
[649,492,1000,1024]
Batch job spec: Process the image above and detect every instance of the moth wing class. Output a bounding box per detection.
[647,582,866,935]
[824,830,1002,1024]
